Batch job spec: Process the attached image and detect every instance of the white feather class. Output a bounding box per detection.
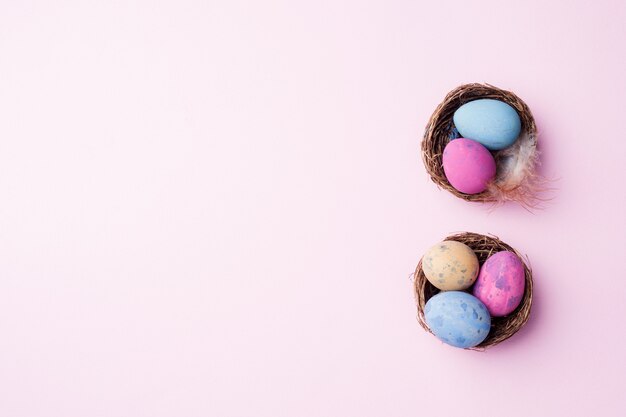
[487,131,545,208]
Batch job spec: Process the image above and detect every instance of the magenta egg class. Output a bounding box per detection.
[442,138,496,194]
[472,251,525,317]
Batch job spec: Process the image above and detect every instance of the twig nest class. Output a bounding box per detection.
[414,232,533,350]
[422,83,542,208]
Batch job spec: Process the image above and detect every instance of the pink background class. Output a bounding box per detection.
[1,1,625,416]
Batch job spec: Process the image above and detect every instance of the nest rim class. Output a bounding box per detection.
[422,83,538,203]
[414,232,533,350]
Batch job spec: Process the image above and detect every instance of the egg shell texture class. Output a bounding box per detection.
[442,138,496,195]
[424,291,491,349]
[472,251,526,317]
[452,99,522,150]
[422,240,479,291]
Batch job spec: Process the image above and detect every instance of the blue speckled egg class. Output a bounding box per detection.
[453,99,522,150]
[424,291,491,349]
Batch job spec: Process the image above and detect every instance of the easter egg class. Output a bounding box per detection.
[453,99,522,150]
[472,251,526,317]
[442,138,496,195]
[424,291,491,348]
[422,241,479,291]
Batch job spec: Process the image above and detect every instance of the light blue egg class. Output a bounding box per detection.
[424,291,491,349]
[453,99,522,150]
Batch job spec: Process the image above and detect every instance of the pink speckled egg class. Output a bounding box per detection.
[472,251,525,317]
[442,138,496,194]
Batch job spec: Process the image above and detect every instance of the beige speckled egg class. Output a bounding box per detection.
[422,241,479,291]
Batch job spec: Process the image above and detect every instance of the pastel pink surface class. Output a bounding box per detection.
[0,1,625,417]
[473,251,525,316]
[442,138,496,194]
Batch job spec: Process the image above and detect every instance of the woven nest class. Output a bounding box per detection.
[413,232,533,350]
[422,83,541,207]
